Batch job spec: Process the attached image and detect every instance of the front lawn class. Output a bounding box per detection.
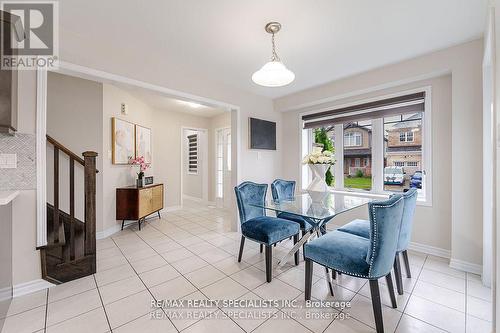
[344,176,372,190]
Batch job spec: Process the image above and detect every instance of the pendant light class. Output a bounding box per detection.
[252,22,295,87]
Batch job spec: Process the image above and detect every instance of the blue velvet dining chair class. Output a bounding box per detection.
[234,181,301,282]
[271,179,313,260]
[304,195,404,333]
[337,188,418,295]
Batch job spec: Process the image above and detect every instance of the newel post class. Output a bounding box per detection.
[83,151,97,265]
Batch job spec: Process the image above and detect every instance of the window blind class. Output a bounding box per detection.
[187,134,198,173]
[302,92,425,129]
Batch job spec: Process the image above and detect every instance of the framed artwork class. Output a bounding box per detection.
[249,117,276,150]
[135,124,152,164]
[112,118,135,164]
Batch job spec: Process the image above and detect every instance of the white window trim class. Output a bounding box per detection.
[299,86,432,207]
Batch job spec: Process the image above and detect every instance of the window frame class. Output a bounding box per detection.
[299,86,432,206]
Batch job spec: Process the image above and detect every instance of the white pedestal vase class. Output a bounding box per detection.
[306,164,330,203]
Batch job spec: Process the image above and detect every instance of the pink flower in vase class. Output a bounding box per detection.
[130,156,150,178]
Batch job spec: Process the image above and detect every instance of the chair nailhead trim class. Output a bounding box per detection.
[367,197,403,278]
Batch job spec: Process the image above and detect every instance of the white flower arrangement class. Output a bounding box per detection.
[302,146,335,165]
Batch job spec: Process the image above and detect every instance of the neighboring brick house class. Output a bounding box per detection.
[325,113,422,177]
[343,124,373,176]
[328,123,374,176]
[385,113,422,175]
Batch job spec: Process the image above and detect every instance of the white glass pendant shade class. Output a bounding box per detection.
[252,61,295,87]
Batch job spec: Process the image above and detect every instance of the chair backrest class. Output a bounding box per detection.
[397,188,418,252]
[271,179,296,202]
[366,194,404,278]
[234,181,267,224]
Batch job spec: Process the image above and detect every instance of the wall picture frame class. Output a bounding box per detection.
[112,117,135,164]
[135,124,152,164]
[249,117,276,150]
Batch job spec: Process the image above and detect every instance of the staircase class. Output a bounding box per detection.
[38,135,98,284]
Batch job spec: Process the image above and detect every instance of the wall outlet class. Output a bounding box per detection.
[121,103,128,115]
[0,153,17,169]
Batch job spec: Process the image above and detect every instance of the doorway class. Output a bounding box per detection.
[215,127,232,209]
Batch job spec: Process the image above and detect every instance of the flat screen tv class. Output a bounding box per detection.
[249,117,276,150]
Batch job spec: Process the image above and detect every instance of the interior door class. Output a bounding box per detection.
[215,128,232,208]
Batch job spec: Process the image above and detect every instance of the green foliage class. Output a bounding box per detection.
[314,128,334,186]
[355,169,364,178]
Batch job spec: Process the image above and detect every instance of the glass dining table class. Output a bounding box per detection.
[251,191,373,293]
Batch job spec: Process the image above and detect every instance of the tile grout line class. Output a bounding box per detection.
[108,235,180,333]
[464,272,468,331]
[43,287,49,333]
[92,274,113,332]
[134,223,249,332]
[393,254,427,332]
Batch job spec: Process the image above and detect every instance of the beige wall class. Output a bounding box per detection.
[102,84,155,232]
[11,71,40,285]
[276,39,483,266]
[46,72,104,230]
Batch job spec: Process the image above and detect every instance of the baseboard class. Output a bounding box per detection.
[96,224,122,240]
[165,205,182,212]
[183,194,204,202]
[408,241,451,259]
[182,195,214,206]
[97,206,182,239]
[449,258,483,275]
[13,279,54,298]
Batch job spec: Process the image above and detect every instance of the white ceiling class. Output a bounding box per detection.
[119,85,228,118]
[59,0,488,99]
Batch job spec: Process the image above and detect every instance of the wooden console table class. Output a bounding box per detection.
[116,183,164,230]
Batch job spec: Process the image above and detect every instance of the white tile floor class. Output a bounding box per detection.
[1,200,493,333]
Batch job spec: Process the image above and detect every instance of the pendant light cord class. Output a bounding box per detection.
[271,33,280,62]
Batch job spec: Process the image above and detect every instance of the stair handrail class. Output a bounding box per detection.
[45,134,97,272]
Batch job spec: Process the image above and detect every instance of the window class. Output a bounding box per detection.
[384,112,423,192]
[399,131,414,142]
[343,121,372,191]
[302,90,430,203]
[187,134,198,174]
[216,130,223,198]
[344,132,362,147]
[226,133,232,171]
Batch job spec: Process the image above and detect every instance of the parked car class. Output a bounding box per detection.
[410,171,423,189]
[384,166,404,185]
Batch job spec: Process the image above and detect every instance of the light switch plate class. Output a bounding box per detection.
[0,153,17,169]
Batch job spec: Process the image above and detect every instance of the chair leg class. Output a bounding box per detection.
[369,280,384,333]
[260,244,263,253]
[293,234,299,266]
[305,259,313,300]
[385,273,398,308]
[402,250,412,278]
[393,254,404,295]
[265,245,273,283]
[302,230,307,261]
[238,236,245,262]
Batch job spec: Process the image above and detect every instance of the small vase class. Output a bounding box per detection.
[136,178,144,188]
[306,164,330,203]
